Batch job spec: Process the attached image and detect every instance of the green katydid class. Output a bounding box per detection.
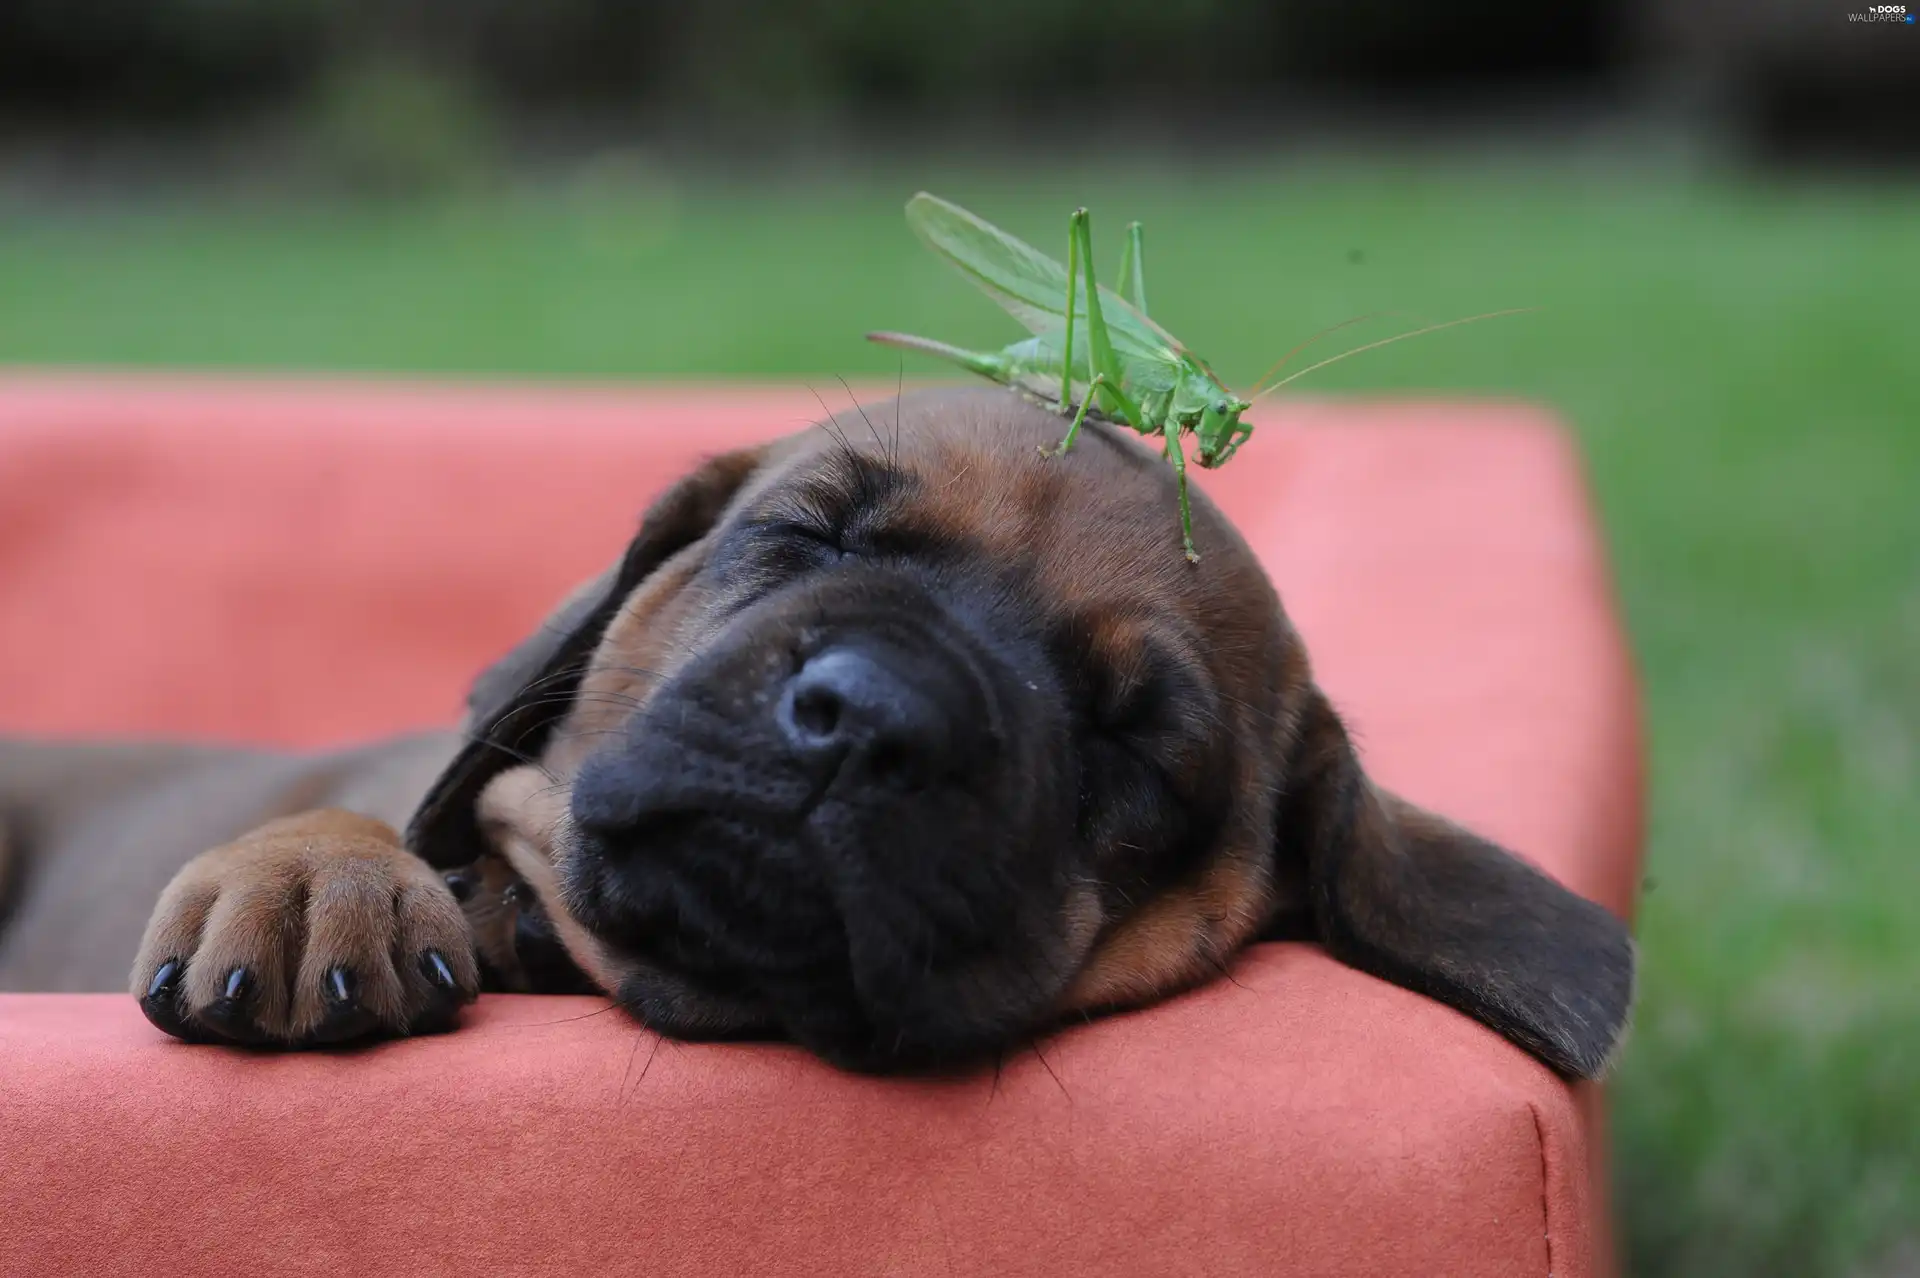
[868,191,1528,562]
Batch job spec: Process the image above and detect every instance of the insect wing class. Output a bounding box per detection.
[907,193,1182,371]
[907,193,1068,340]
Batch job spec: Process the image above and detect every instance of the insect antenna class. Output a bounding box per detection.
[1248,308,1538,403]
[1245,311,1424,397]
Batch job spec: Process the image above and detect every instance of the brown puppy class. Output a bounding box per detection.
[54,387,1633,1076]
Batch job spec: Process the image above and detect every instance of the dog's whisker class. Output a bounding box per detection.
[837,375,890,466]
[508,692,641,716]
[1027,1040,1072,1105]
[509,1000,624,1029]
[542,725,636,743]
[618,1029,665,1105]
[454,734,554,780]
[508,658,597,697]
[550,700,645,719]
[804,384,857,461]
[597,663,675,683]
[892,355,905,469]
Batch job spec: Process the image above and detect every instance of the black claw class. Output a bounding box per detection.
[410,950,469,1036]
[421,950,456,989]
[309,966,380,1044]
[199,967,267,1044]
[138,959,205,1042]
[146,959,180,1002]
[443,870,477,903]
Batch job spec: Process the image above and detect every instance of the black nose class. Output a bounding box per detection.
[777,644,954,778]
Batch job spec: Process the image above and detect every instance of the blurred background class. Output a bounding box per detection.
[1,1,1914,1273]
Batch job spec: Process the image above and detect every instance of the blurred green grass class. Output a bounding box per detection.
[3,164,1916,1276]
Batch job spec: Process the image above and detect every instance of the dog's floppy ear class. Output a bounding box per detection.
[456,565,620,742]
[1275,686,1635,1080]
[407,445,768,869]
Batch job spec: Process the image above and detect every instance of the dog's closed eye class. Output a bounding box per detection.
[753,519,853,563]
[1064,616,1216,778]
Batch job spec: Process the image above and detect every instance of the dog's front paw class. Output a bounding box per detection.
[130,810,479,1047]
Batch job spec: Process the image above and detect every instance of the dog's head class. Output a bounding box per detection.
[412,387,1633,1078]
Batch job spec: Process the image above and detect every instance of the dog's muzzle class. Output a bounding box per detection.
[561,574,1078,1071]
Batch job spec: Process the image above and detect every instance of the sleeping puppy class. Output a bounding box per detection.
[121,386,1633,1077]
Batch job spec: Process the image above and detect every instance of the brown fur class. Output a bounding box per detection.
[446,852,534,991]
[1062,841,1273,1011]
[130,810,477,1040]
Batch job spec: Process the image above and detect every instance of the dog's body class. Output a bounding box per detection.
[0,388,1633,1076]
[0,735,454,993]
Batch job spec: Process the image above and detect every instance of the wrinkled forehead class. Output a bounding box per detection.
[736,394,1272,633]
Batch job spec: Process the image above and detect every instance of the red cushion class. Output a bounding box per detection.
[0,374,1640,1277]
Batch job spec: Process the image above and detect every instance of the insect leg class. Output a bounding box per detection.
[1041,373,1110,458]
[1162,427,1200,563]
[1118,222,1148,317]
[866,331,1011,382]
[1069,210,1126,415]
[1061,210,1081,412]
[1208,419,1254,467]
[1098,378,1150,438]
[1041,372,1154,457]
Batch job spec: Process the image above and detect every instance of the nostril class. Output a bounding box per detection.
[786,683,845,745]
[777,644,954,773]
